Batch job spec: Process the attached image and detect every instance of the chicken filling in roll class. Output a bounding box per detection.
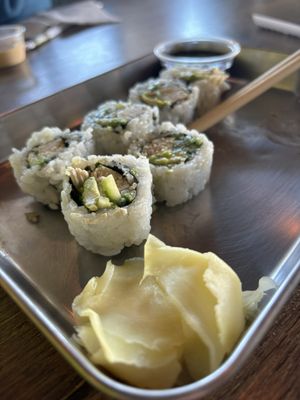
[26,132,83,168]
[139,81,190,108]
[141,133,203,167]
[165,67,228,84]
[87,102,148,133]
[68,163,138,212]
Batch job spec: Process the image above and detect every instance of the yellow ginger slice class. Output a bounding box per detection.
[203,252,245,353]
[73,235,245,388]
[73,258,184,389]
[143,234,245,379]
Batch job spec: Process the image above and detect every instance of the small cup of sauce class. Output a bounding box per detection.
[0,25,26,68]
[154,37,241,70]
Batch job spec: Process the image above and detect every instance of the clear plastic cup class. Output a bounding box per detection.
[154,37,241,71]
[0,25,26,68]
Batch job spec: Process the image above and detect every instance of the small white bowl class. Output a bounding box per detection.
[154,37,241,70]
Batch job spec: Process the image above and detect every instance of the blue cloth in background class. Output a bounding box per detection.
[0,0,53,23]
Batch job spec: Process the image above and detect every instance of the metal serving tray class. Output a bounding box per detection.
[1,49,300,400]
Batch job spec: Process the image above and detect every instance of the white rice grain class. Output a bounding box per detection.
[129,122,214,207]
[128,79,199,125]
[82,101,159,155]
[61,155,153,256]
[9,127,94,209]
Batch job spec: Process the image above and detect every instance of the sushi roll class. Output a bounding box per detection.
[9,127,94,209]
[160,67,229,116]
[61,154,153,256]
[129,122,214,206]
[81,101,159,155]
[128,78,199,125]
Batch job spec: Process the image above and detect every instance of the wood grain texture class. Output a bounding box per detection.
[1,286,299,400]
[0,288,85,400]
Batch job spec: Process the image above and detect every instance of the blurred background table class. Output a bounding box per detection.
[0,0,299,115]
[1,0,300,399]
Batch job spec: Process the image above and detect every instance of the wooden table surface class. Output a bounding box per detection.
[1,0,300,399]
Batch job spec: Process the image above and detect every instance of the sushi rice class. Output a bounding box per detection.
[81,101,159,155]
[9,127,94,209]
[160,67,229,116]
[61,154,153,256]
[128,78,199,125]
[129,122,214,206]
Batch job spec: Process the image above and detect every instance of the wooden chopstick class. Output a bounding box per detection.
[189,49,300,132]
